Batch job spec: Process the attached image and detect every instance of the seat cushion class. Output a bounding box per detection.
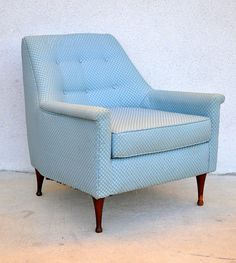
[111,107,211,158]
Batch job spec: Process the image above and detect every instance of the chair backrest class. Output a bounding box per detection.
[22,33,150,107]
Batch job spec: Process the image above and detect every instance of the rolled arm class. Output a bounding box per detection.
[147,89,225,116]
[145,89,225,172]
[40,101,110,121]
[33,101,112,198]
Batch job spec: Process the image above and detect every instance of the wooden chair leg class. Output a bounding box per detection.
[196,174,207,206]
[35,169,44,196]
[92,197,105,233]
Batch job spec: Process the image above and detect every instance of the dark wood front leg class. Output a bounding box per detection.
[92,197,105,233]
[35,169,44,196]
[196,174,207,206]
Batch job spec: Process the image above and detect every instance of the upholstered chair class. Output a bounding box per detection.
[22,33,225,233]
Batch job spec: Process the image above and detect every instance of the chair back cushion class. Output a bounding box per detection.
[22,33,150,107]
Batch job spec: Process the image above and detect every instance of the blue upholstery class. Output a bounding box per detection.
[22,33,225,199]
[141,89,225,171]
[111,143,209,194]
[111,107,211,158]
[23,33,150,106]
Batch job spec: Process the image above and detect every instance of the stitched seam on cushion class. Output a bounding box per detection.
[112,140,210,159]
[207,119,212,171]
[112,118,211,134]
[207,100,217,171]
[95,120,101,198]
[95,117,110,198]
[207,140,211,171]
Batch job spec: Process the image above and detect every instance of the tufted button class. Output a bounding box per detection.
[84,89,89,94]
[79,59,83,63]
[56,59,60,65]
[112,85,117,90]
[104,57,109,62]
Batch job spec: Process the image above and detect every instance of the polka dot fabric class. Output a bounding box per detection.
[22,33,224,198]
[141,89,225,172]
[23,33,150,107]
[110,107,211,158]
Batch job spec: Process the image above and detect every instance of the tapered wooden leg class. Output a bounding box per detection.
[196,174,207,206]
[35,169,44,196]
[92,197,105,233]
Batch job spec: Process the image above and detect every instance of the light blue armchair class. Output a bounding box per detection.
[22,33,225,233]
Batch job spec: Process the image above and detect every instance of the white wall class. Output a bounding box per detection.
[0,0,235,173]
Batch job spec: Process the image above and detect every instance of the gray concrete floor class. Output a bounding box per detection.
[0,172,236,263]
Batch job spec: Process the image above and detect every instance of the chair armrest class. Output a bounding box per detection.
[147,89,225,115]
[40,101,110,121]
[145,89,225,172]
[33,101,112,198]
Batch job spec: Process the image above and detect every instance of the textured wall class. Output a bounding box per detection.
[0,0,235,173]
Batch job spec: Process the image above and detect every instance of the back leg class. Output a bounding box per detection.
[35,169,44,196]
